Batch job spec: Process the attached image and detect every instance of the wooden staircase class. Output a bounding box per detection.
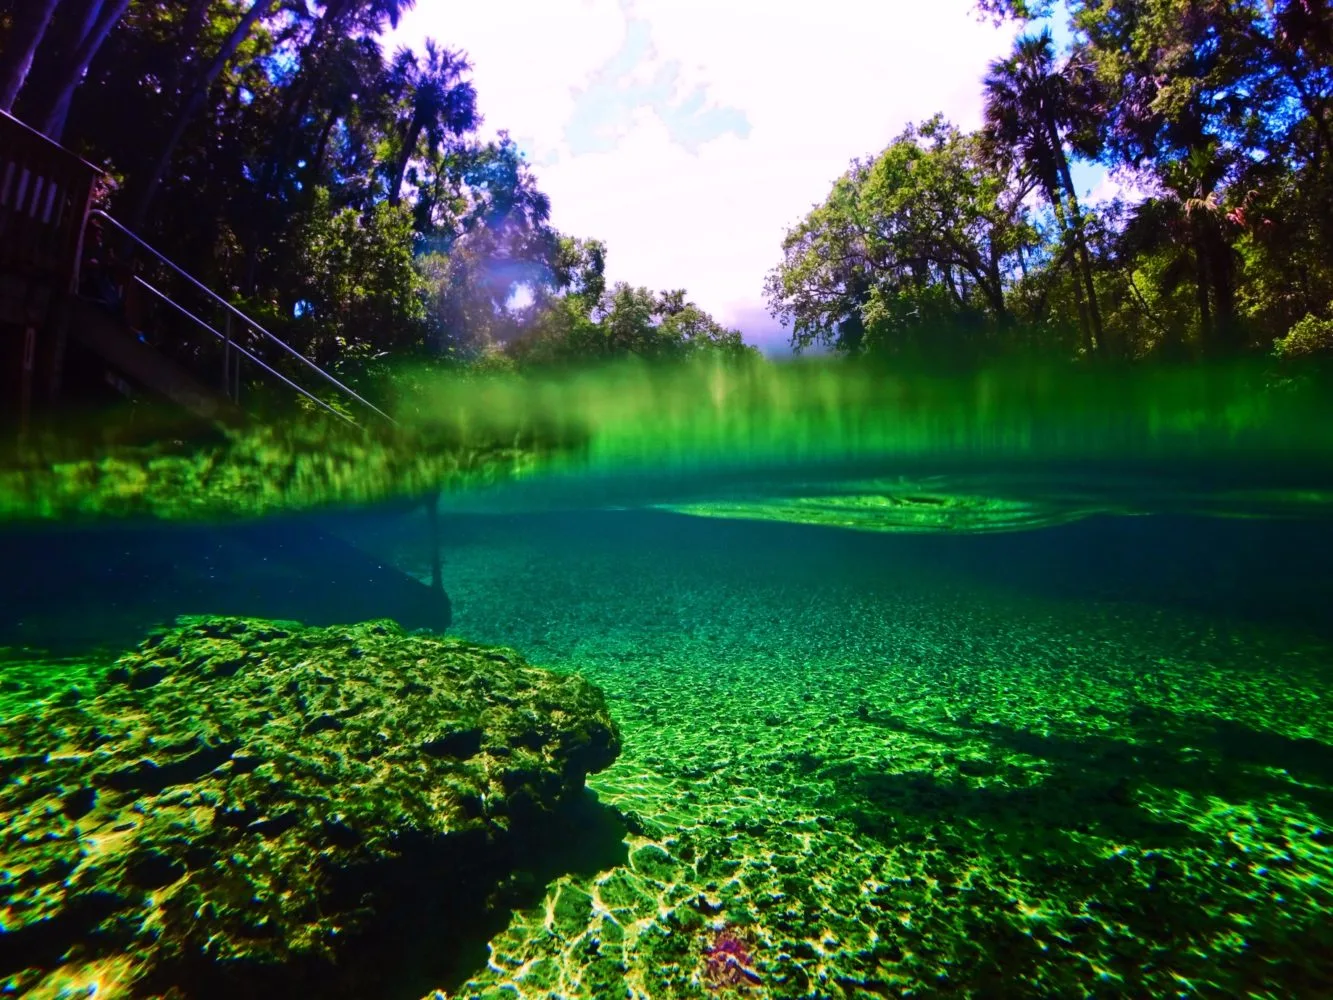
[2,109,389,440]
[1,111,451,630]
[62,294,243,423]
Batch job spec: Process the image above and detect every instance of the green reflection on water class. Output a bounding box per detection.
[3,357,1330,524]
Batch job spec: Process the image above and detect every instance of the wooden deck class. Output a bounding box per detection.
[1,112,103,435]
[0,113,241,437]
[0,110,101,297]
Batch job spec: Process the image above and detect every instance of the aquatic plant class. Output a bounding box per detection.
[0,616,621,996]
[701,925,762,990]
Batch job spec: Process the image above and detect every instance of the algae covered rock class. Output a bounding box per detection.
[0,616,620,997]
[0,411,570,522]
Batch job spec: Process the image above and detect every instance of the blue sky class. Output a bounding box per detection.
[390,0,1121,353]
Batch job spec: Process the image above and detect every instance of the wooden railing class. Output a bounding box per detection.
[0,110,102,293]
[0,114,389,433]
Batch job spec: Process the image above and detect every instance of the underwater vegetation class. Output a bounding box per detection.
[0,411,556,523]
[400,355,1333,475]
[3,356,1332,524]
[0,616,618,998]
[1,360,1331,999]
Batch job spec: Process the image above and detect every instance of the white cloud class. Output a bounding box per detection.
[388,0,1020,347]
[1087,168,1151,207]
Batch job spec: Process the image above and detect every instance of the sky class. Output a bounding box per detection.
[387,0,1114,353]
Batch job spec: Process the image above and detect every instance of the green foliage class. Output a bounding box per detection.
[552,236,608,313]
[766,117,1037,366]
[982,28,1108,356]
[509,282,758,370]
[383,40,478,207]
[2,0,744,382]
[1273,312,1333,363]
[973,0,1053,21]
[759,0,1333,369]
[1064,0,1333,354]
[289,188,427,361]
[7,0,1332,383]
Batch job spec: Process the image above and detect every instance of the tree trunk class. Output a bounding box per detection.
[38,0,131,142]
[308,109,340,185]
[37,0,105,130]
[1191,229,1214,349]
[129,0,278,229]
[0,0,63,112]
[160,0,223,102]
[1211,261,1237,351]
[1200,226,1238,353]
[1043,175,1093,357]
[984,258,1008,321]
[388,118,423,206]
[1052,135,1106,358]
[943,265,963,307]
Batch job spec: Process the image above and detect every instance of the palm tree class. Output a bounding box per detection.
[984,30,1109,356]
[1120,148,1241,356]
[304,36,385,189]
[384,40,477,206]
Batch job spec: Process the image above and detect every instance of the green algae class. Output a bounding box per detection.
[655,481,1333,534]
[655,488,1100,534]
[404,357,1333,476]
[4,357,1332,524]
[0,616,619,998]
[0,414,557,522]
[0,648,107,722]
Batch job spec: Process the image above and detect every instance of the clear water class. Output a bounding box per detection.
[2,359,1332,998]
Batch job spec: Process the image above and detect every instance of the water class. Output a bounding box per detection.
[2,359,1332,998]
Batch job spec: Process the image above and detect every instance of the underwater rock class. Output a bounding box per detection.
[0,408,572,523]
[0,615,620,997]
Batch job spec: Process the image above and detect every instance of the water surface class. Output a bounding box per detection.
[3,360,1332,997]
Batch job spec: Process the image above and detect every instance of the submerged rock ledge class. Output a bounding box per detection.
[0,616,620,998]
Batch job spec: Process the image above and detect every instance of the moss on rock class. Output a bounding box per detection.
[0,616,619,997]
[0,413,568,523]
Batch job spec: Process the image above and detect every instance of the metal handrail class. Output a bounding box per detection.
[87,209,397,427]
[133,276,355,425]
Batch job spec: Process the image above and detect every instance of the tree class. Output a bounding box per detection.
[410,134,563,353]
[241,0,415,289]
[33,0,132,140]
[128,0,280,228]
[384,40,477,207]
[1117,148,1242,355]
[0,0,63,112]
[4,0,753,384]
[766,117,1039,364]
[288,186,426,362]
[552,236,607,311]
[983,29,1108,356]
[303,35,386,190]
[508,274,757,368]
[972,0,1333,358]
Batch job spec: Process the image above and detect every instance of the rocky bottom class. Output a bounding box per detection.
[395,512,1333,999]
[0,617,619,998]
[5,507,1333,999]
